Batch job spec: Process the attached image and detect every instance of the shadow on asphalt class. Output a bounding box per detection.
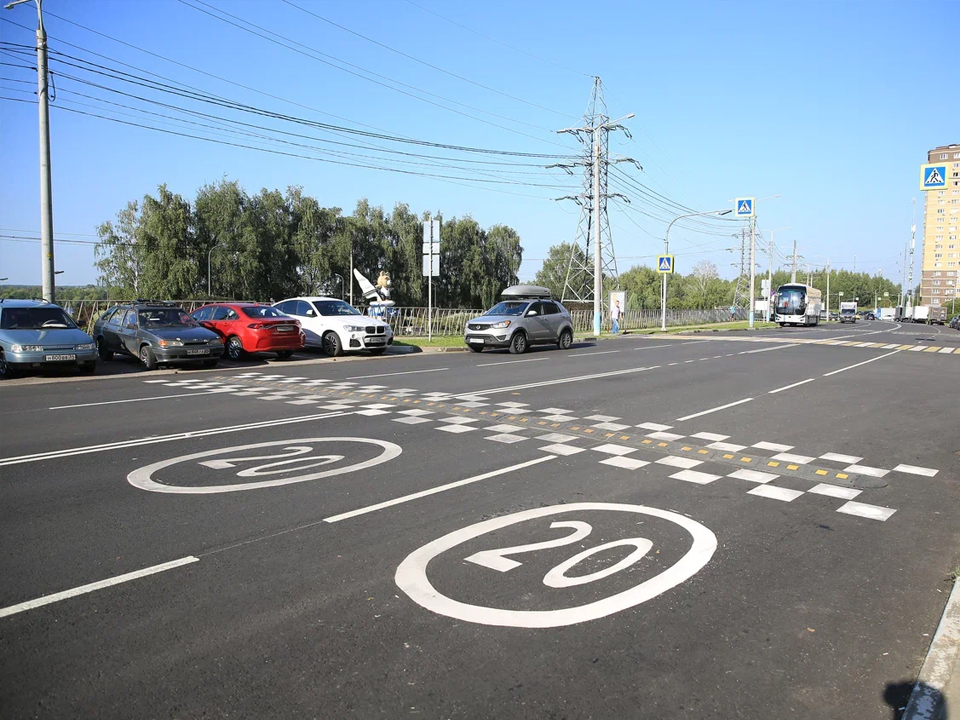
[469,341,596,356]
[884,679,947,719]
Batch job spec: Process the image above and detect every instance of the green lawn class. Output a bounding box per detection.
[615,320,778,336]
[393,336,467,348]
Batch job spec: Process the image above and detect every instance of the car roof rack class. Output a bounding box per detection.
[500,284,552,300]
[134,299,180,306]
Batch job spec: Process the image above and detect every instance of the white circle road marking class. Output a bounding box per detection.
[395,502,717,628]
[127,438,401,494]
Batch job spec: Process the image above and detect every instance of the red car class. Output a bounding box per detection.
[191,303,304,360]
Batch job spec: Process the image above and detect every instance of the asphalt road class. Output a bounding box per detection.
[2,320,958,719]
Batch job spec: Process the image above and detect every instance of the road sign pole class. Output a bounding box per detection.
[748,216,756,328]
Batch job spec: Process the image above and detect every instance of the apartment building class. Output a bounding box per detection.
[920,143,960,305]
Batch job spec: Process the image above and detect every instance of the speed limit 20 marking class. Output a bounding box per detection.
[395,503,716,628]
[127,437,401,494]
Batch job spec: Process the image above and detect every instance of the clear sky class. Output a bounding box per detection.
[1,0,956,288]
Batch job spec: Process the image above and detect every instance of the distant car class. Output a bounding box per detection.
[464,285,575,354]
[92,302,224,370]
[272,296,393,357]
[863,312,876,321]
[950,315,960,330]
[829,311,840,321]
[191,302,304,360]
[0,299,97,379]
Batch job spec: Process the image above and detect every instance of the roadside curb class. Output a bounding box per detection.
[902,575,960,720]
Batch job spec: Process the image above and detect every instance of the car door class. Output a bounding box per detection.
[208,306,231,337]
[119,310,141,356]
[539,301,563,340]
[524,302,551,342]
[100,308,123,350]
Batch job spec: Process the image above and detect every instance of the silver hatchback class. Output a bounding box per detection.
[464,290,575,354]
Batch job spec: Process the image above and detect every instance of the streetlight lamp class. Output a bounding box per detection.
[661,208,733,331]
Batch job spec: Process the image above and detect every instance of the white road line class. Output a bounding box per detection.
[476,357,547,367]
[822,349,901,377]
[476,365,658,395]
[0,411,349,468]
[768,378,815,394]
[893,464,939,477]
[738,343,799,355]
[629,343,701,351]
[0,557,199,619]
[323,455,555,523]
[568,350,621,357]
[346,367,449,380]
[675,397,753,422]
[49,390,224,410]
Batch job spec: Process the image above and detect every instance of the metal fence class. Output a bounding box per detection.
[568,307,750,333]
[364,306,484,336]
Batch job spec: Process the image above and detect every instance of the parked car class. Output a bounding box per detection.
[863,312,876,321]
[0,299,97,379]
[272,296,393,357]
[92,301,224,370]
[191,303,304,360]
[950,315,960,330]
[464,285,575,354]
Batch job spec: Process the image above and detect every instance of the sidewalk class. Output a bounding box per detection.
[903,576,960,720]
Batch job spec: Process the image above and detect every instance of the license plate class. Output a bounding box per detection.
[45,354,76,361]
[468,337,485,344]
[366,337,386,345]
[276,326,294,332]
[186,348,210,356]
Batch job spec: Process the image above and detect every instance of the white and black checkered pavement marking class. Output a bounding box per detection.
[436,423,476,434]
[536,432,581,444]
[807,483,861,500]
[540,443,586,456]
[393,416,433,425]
[485,424,529,434]
[397,408,434,417]
[536,407,574,415]
[495,401,529,408]
[843,464,889,478]
[285,398,320,405]
[646,431,685,441]
[727,468,778,484]
[892,464,939,477]
[485,433,528,444]
[355,408,391,416]
[837,501,896,521]
[541,414,579,422]
[747,485,805,502]
[257,392,300,401]
[456,394,489,402]
[231,390,265,397]
[319,403,358,411]
[771,452,817,465]
[592,421,631,432]
[819,452,863,464]
[670,469,722,485]
[276,377,308,383]
[590,443,636,457]
[690,432,729,442]
[655,456,703,470]
[636,422,673,431]
[600,456,650,470]
[752,441,793,452]
[584,414,621,423]
[706,441,747,452]
[459,401,490,408]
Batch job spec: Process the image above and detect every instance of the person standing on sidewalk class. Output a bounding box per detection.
[611,300,622,334]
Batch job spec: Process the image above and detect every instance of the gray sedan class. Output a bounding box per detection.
[0,299,97,379]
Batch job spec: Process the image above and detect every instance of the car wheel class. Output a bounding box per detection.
[322,331,344,357]
[276,350,294,359]
[78,361,96,374]
[557,329,573,350]
[0,350,17,379]
[139,345,158,371]
[468,345,484,353]
[509,331,528,355]
[97,337,113,361]
[369,347,387,356]
[226,335,244,361]
[778,323,785,328]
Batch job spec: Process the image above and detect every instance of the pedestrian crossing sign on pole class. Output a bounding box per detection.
[920,163,948,191]
[657,254,674,274]
[734,197,755,218]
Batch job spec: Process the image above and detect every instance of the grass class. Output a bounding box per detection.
[620,320,778,335]
[392,335,467,348]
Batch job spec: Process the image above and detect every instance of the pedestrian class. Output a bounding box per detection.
[729,305,736,321]
[611,299,621,334]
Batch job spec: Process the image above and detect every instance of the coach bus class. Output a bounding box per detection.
[773,283,823,327]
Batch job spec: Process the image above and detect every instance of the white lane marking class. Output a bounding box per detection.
[600,456,650,470]
[476,357,547,367]
[486,424,528,433]
[323,455,555,523]
[585,414,619,422]
[767,378,815,394]
[893,464,939,477]
[629,343,695,351]
[592,421,631,431]
[591,443,636,456]
[656,456,703,469]
[675,397,753,422]
[836,501,896,521]
[820,452,862,464]
[771,452,816,464]
[747,485,804,502]
[394,503,717,628]
[727,469,778,484]
[752,441,793,452]
[437,424,476,434]
[49,390,223,410]
[706,441,747,452]
[843,464,890,478]
[738,343,799,355]
[637,422,673,431]
[569,349,621,357]
[346,367,449,380]
[0,557,199,619]
[541,443,586,455]
[476,365,658,395]
[670,469,721,484]
[808,484,861,500]
[0,411,349,468]
[822,349,901,377]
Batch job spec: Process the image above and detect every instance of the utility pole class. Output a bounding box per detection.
[908,198,916,306]
[5,0,55,302]
[900,242,908,307]
[748,216,757,328]
[791,240,798,283]
[592,119,602,336]
[825,259,831,321]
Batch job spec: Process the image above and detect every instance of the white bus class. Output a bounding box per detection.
[774,283,822,327]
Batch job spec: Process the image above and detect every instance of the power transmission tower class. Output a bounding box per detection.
[555,77,635,335]
[732,226,749,309]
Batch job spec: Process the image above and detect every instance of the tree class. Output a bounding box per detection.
[689,260,719,309]
[534,242,582,300]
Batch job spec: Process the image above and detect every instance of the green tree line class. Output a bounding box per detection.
[92,179,522,308]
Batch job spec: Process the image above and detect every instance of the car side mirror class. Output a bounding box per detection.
[526,310,538,317]
[126,322,137,329]
[305,310,316,317]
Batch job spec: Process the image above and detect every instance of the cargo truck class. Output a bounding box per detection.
[839,301,858,323]
[928,305,947,325]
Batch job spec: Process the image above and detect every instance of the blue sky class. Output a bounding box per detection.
[1,0,956,287]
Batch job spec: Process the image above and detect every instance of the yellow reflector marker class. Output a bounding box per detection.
[698,449,709,455]
[657,442,668,447]
[642,439,652,444]
[836,472,848,479]
[740,457,752,463]
[815,469,828,476]
[768,461,780,467]
[787,464,799,470]
[723,453,734,459]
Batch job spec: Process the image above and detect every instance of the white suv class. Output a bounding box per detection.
[272,297,393,357]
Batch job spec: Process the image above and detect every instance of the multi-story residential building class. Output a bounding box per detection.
[920,143,960,305]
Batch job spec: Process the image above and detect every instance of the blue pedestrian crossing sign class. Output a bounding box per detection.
[920,163,948,191]
[734,197,755,218]
[657,254,675,274]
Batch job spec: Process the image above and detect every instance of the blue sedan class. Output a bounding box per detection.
[0,299,97,379]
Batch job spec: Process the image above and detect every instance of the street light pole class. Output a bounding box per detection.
[764,226,790,322]
[662,209,733,331]
[207,242,221,298]
[5,0,55,303]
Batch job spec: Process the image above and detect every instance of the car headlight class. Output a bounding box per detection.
[11,344,43,352]
[209,336,224,344]
[491,320,511,329]
[75,342,95,350]
[157,339,183,348]
[344,325,365,332]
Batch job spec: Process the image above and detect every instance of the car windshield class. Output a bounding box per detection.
[241,306,286,319]
[314,300,361,316]
[0,306,77,330]
[138,308,197,328]
[841,308,855,315]
[485,301,528,317]
[775,289,804,315]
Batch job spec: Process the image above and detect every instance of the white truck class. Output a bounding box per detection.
[879,307,895,321]
[839,301,858,323]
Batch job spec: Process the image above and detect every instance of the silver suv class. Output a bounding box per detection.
[464,286,575,354]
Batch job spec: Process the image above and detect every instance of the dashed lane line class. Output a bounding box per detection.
[48,390,231,410]
[768,378,816,394]
[476,357,547,367]
[675,398,754,422]
[822,350,901,377]
[346,367,449,380]
[475,365,660,395]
